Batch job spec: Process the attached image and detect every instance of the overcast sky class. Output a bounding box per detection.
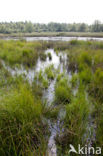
[0,0,103,24]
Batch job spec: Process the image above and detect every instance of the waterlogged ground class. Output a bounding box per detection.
[0,40,103,155]
[2,48,68,155]
[2,36,103,41]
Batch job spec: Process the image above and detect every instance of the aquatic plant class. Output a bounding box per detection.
[0,68,12,87]
[0,60,3,69]
[0,39,103,155]
[79,67,92,85]
[95,102,103,149]
[70,73,78,87]
[0,83,48,156]
[56,73,64,82]
[78,52,92,67]
[40,53,47,61]
[55,77,71,104]
[47,52,52,60]
[45,65,55,80]
[34,70,49,89]
[0,40,46,67]
[56,90,89,154]
[89,68,103,101]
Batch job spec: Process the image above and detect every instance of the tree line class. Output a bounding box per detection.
[0,20,103,34]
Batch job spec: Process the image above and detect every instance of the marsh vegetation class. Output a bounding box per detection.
[0,40,103,155]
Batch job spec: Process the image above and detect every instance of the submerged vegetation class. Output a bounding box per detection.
[0,39,103,155]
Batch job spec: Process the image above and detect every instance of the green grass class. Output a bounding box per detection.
[34,70,49,89]
[53,40,103,154]
[1,32,103,38]
[47,52,52,60]
[79,67,92,85]
[0,83,48,156]
[0,40,47,67]
[0,40,103,155]
[56,89,89,154]
[44,64,56,80]
[89,68,103,102]
[40,53,47,61]
[55,76,71,104]
[70,73,78,88]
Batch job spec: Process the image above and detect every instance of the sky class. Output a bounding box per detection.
[0,0,103,24]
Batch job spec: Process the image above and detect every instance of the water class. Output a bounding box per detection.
[1,49,62,156]
[2,61,35,83]
[2,36,103,41]
[2,49,61,83]
[83,93,96,156]
[1,48,96,156]
[35,49,60,72]
[2,49,70,156]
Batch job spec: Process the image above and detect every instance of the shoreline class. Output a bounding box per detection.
[1,32,103,38]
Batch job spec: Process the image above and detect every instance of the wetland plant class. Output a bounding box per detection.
[89,68,103,101]
[70,73,78,88]
[47,52,52,60]
[34,70,49,89]
[0,40,47,67]
[45,64,55,80]
[56,90,89,154]
[55,77,71,104]
[40,53,47,61]
[79,67,92,85]
[0,83,48,156]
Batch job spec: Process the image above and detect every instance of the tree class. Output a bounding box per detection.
[25,22,34,33]
[78,23,87,32]
[92,20,101,32]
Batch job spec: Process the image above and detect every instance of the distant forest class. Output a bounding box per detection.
[0,20,103,33]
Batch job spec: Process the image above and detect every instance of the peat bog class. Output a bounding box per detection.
[0,40,103,155]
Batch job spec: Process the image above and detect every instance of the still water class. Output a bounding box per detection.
[2,36,103,41]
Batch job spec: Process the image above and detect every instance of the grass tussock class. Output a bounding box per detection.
[0,40,103,154]
[0,40,47,67]
[56,90,89,154]
[55,76,71,104]
[0,83,48,156]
